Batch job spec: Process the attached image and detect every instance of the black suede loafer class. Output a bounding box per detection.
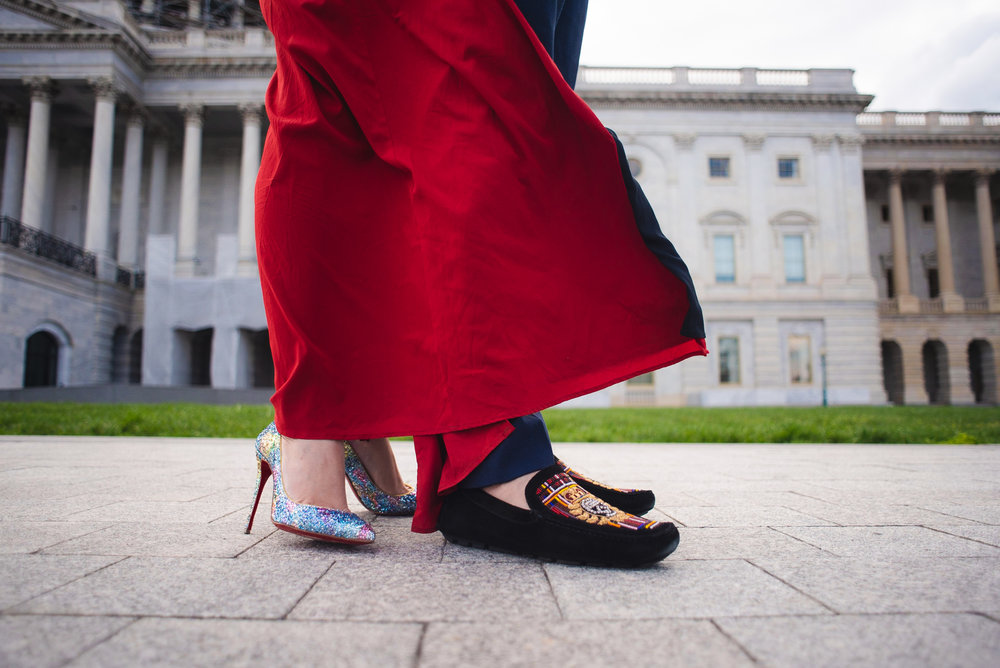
[438,464,679,568]
[555,458,656,516]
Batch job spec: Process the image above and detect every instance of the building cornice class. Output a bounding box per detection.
[862,134,1000,146]
[581,90,874,113]
[0,0,107,31]
[0,29,151,71]
[150,59,276,79]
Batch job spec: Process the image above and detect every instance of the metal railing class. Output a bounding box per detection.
[0,216,96,277]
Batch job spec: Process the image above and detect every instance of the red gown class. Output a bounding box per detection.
[255,0,708,531]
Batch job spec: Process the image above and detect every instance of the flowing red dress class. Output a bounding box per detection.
[255,0,708,531]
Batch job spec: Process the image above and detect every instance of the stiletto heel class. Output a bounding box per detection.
[244,458,271,534]
[344,440,417,516]
[245,423,375,544]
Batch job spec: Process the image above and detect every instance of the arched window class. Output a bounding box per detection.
[881,340,904,405]
[922,340,950,405]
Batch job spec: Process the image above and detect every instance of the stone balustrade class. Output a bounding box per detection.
[578,67,855,93]
[858,111,1000,130]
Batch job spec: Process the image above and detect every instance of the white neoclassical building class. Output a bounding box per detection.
[1,0,998,406]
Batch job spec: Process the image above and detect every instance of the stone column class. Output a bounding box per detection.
[176,104,204,275]
[84,77,118,256]
[20,76,54,230]
[237,103,262,274]
[188,0,201,21]
[147,133,169,235]
[930,170,963,312]
[117,106,146,267]
[1,107,26,218]
[887,169,919,313]
[974,169,1000,311]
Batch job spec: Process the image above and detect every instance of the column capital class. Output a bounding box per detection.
[23,76,55,102]
[811,134,835,151]
[238,102,263,124]
[741,133,766,151]
[673,133,696,150]
[975,168,996,186]
[88,76,119,102]
[180,103,205,126]
[932,168,950,184]
[0,103,26,125]
[888,167,905,183]
[837,134,864,153]
[120,101,149,127]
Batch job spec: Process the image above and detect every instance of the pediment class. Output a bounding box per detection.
[700,210,747,226]
[0,0,112,32]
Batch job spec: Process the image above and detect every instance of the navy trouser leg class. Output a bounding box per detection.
[513,0,589,88]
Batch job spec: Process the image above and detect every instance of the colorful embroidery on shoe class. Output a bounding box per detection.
[536,472,659,530]
[556,459,637,493]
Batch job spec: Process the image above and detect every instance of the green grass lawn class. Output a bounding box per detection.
[1,403,998,444]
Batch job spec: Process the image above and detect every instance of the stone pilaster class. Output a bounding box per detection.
[974,169,1000,311]
[1,105,26,219]
[743,134,770,286]
[887,169,918,313]
[176,103,205,275]
[237,102,263,274]
[84,77,118,257]
[147,131,169,236]
[20,76,54,230]
[930,170,963,312]
[117,105,147,267]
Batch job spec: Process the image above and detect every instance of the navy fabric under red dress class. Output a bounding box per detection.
[255,0,708,532]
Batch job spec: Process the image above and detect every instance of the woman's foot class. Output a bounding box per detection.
[348,438,410,496]
[280,437,350,509]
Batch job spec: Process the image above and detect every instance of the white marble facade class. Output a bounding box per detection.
[1,1,998,405]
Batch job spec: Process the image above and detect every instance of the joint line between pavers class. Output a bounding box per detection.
[743,558,839,615]
[31,523,116,554]
[1,555,131,614]
[411,621,429,668]
[281,559,337,620]
[913,507,990,525]
[769,526,843,557]
[65,615,142,665]
[920,525,1000,550]
[541,564,566,620]
[709,618,760,664]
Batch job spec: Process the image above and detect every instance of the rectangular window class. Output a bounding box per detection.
[709,156,730,178]
[788,335,813,384]
[713,234,735,283]
[777,157,799,179]
[783,234,806,283]
[718,336,740,384]
[626,372,654,385]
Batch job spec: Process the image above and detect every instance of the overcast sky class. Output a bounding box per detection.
[579,0,1000,111]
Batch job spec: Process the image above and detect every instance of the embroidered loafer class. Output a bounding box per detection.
[556,458,656,516]
[438,464,679,568]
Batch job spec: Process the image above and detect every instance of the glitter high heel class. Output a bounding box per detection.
[344,440,417,516]
[245,423,375,544]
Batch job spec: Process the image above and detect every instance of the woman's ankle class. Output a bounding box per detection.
[349,438,410,495]
[280,436,349,509]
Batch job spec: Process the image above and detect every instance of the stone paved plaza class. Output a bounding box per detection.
[1,435,999,667]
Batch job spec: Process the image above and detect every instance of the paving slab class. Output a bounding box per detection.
[419,619,754,667]
[13,555,332,619]
[544,559,831,619]
[671,527,832,560]
[716,613,1000,668]
[289,561,560,623]
[69,618,422,668]
[750,556,1000,614]
[929,524,1000,547]
[0,614,135,668]
[774,525,1000,557]
[0,554,123,610]
[661,505,836,527]
[0,521,111,554]
[40,522,268,558]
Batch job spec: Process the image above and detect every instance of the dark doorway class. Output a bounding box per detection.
[23,331,59,387]
[881,340,904,405]
[922,340,950,405]
[969,339,997,404]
